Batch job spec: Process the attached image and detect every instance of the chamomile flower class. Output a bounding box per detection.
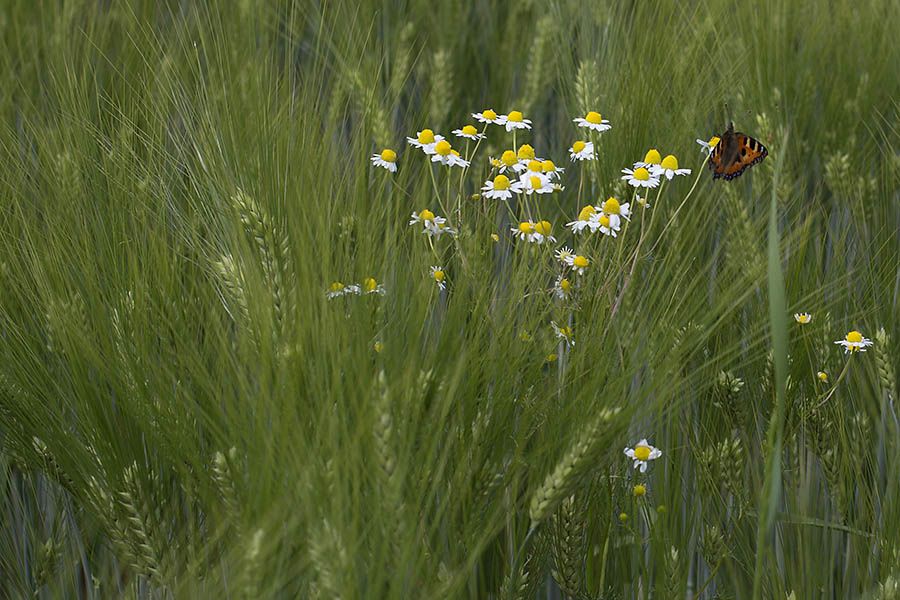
[834,330,873,353]
[600,197,631,229]
[512,144,537,173]
[406,129,444,154]
[794,313,812,324]
[515,173,553,195]
[569,140,595,161]
[551,321,575,348]
[326,281,349,299]
[591,212,619,237]
[564,254,591,275]
[555,246,575,264]
[541,159,564,181]
[430,266,447,290]
[494,150,520,173]
[363,277,386,296]
[370,148,398,172]
[817,371,829,383]
[409,209,437,228]
[472,108,504,125]
[553,275,574,299]
[634,148,662,170]
[573,111,612,132]
[621,167,660,189]
[409,210,456,237]
[499,110,532,131]
[696,136,721,156]
[653,154,692,179]
[453,124,485,140]
[511,220,555,244]
[636,194,650,209]
[431,140,470,167]
[482,174,515,200]
[624,439,662,473]
[566,205,598,234]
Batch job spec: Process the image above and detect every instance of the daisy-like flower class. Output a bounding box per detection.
[591,212,619,237]
[409,209,436,227]
[696,136,721,156]
[511,220,555,244]
[453,124,485,141]
[541,159,564,181]
[472,108,504,125]
[406,129,444,154]
[573,110,612,132]
[555,246,575,263]
[499,109,532,131]
[409,210,456,237]
[566,205,598,234]
[569,140,595,161]
[363,277,386,296]
[326,281,348,299]
[512,144,537,173]
[653,154,692,180]
[621,166,660,189]
[636,193,650,209]
[624,439,662,473]
[634,148,662,170]
[633,484,647,497]
[430,266,447,290]
[431,140,470,168]
[600,197,631,229]
[493,150,520,173]
[564,254,591,275]
[834,330,873,353]
[370,148,398,172]
[794,313,812,324]
[553,275,574,299]
[515,173,553,195]
[817,371,829,383]
[482,174,515,200]
[551,321,575,348]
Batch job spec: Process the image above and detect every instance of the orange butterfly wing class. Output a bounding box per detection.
[709,129,768,181]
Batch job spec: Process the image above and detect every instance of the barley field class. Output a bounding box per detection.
[0,1,898,598]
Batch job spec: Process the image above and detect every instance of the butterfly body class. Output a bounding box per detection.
[708,122,768,180]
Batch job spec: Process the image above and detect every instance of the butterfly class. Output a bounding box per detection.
[708,122,768,180]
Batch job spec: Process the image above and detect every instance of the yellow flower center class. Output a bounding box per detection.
[643,149,661,165]
[417,129,435,144]
[661,154,679,170]
[541,159,556,172]
[529,175,544,190]
[462,125,477,136]
[633,484,646,497]
[578,205,596,221]
[483,109,497,120]
[527,160,543,172]
[451,149,460,157]
[817,371,829,382]
[573,256,589,268]
[501,150,518,166]
[846,330,863,343]
[572,140,586,154]
[380,149,397,162]
[329,282,344,292]
[434,140,451,156]
[517,144,535,160]
[546,353,558,362]
[433,269,445,282]
[602,197,621,215]
[363,277,377,292]
[373,341,384,353]
[633,167,650,181]
[518,221,535,234]
[599,215,611,228]
[560,278,572,292]
[585,111,602,124]
[634,445,651,461]
[507,110,523,122]
[535,220,552,235]
[708,136,720,148]
[493,174,510,190]
[419,209,435,222]
[490,233,500,242]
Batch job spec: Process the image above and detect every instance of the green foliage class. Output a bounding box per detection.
[0,0,898,598]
